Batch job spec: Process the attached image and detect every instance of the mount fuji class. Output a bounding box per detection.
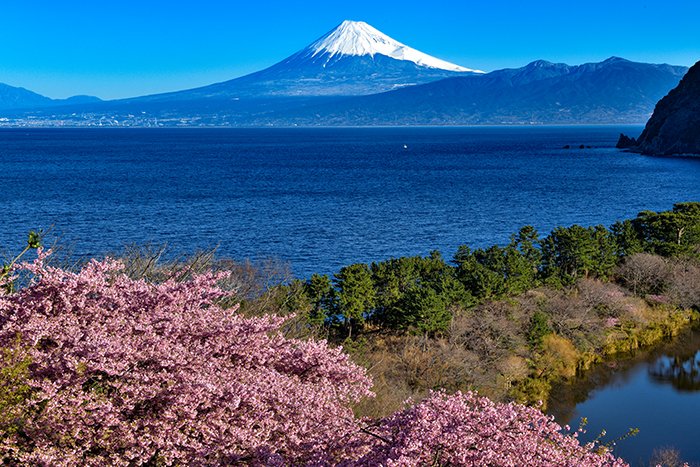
[131,20,481,102]
[0,20,689,126]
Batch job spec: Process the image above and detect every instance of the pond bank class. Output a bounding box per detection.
[510,304,699,409]
[547,324,700,465]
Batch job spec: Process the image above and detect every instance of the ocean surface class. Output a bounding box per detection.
[2,126,700,277]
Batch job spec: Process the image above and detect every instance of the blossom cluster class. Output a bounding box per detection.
[0,250,371,465]
[0,252,628,466]
[352,390,628,466]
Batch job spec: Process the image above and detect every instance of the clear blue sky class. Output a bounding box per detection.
[2,0,698,99]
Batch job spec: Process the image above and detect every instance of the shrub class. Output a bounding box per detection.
[616,253,669,296]
[353,391,628,466]
[576,278,629,319]
[450,301,527,365]
[528,310,552,349]
[0,339,32,440]
[666,259,700,309]
[649,446,684,467]
[543,290,606,352]
[538,334,580,378]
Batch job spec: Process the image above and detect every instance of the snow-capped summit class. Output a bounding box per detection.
[305,20,482,73]
[134,20,484,100]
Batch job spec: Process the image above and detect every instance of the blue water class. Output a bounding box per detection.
[548,330,700,466]
[1,126,700,277]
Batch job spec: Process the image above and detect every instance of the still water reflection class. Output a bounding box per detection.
[649,349,700,392]
[548,329,700,466]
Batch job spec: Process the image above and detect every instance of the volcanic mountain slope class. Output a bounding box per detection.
[132,20,481,101]
[0,83,53,110]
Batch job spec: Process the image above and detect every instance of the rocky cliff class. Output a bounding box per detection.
[633,60,700,155]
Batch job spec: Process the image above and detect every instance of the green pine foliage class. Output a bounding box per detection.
[630,202,700,256]
[286,202,700,339]
[528,311,552,349]
[540,224,617,285]
[335,263,376,337]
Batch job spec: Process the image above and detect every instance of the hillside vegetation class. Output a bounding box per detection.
[276,202,700,413]
[3,202,700,464]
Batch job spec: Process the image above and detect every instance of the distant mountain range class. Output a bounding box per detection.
[0,83,101,111]
[0,20,690,126]
[281,57,688,125]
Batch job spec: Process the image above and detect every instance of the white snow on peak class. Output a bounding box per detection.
[307,20,484,73]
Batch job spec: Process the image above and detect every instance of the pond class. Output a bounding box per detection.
[548,328,700,466]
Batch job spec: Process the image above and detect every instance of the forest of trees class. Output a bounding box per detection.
[257,203,700,417]
[285,202,700,339]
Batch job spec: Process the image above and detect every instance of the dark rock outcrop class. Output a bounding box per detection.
[616,133,637,148]
[634,60,700,155]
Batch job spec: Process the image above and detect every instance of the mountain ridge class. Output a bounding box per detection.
[0,20,689,126]
[251,57,688,125]
[0,82,101,111]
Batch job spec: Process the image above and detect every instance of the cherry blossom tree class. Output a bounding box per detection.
[351,390,628,467]
[0,250,371,465]
[0,251,629,466]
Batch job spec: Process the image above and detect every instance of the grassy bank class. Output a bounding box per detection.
[344,278,699,418]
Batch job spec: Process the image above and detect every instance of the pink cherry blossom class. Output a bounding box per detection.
[0,252,628,466]
[0,251,371,465]
[351,390,628,467]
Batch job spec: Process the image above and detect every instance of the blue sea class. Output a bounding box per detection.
[2,126,700,277]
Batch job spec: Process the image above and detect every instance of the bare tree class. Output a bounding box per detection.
[616,253,669,296]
